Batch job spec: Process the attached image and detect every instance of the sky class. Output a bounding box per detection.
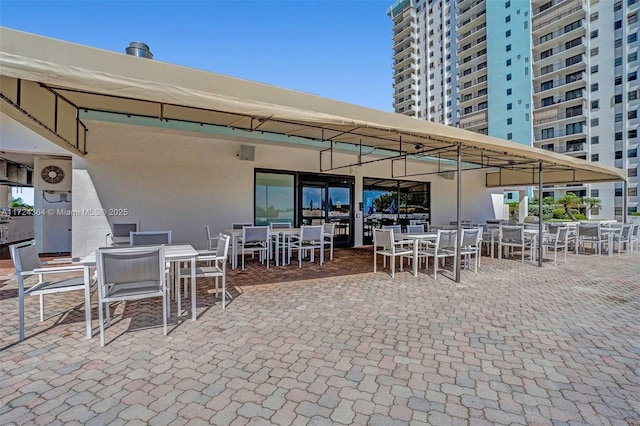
[0,0,395,111]
[1,0,396,206]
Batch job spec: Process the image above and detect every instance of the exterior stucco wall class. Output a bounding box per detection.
[71,120,497,257]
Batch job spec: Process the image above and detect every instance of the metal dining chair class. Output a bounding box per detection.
[95,245,168,346]
[9,240,85,341]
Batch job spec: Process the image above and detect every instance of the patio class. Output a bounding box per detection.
[1,249,639,425]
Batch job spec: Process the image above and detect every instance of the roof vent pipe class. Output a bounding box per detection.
[125,42,153,59]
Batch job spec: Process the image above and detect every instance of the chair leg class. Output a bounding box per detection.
[433,256,438,279]
[222,270,226,310]
[39,294,44,321]
[98,300,105,347]
[18,284,25,341]
[373,252,377,273]
[162,292,167,336]
[390,256,395,278]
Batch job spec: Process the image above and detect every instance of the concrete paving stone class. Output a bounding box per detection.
[286,388,318,404]
[461,394,499,410]
[269,401,297,426]
[330,399,355,424]
[236,402,274,420]
[117,404,157,422]
[369,413,409,426]
[1,249,640,425]
[307,381,329,396]
[209,401,241,425]
[295,401,331,418]
[338,386,373,402]
[390,385,414,399]
[389,402,413,422]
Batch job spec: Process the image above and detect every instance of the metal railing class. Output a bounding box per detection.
[532,4,584,32]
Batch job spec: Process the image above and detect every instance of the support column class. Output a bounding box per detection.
[623,180,628,223]
[538,163,543,267]
[455,144,462,283]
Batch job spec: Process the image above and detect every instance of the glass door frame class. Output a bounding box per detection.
[298,173,355,248]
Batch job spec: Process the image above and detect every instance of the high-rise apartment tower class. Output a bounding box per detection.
[389,0,640,219]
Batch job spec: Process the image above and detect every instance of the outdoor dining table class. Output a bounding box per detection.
[395,232,437,277]
[224,228,303,269]
[79,243,199,338]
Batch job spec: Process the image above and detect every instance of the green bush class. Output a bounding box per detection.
[552,208,568,219]
[632,212,640,216]
[528,204,553,220]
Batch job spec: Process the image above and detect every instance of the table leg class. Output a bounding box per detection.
[191,258,197,320]
[413,241,418,277]
[84,265,92,338]
[232,236,238,269]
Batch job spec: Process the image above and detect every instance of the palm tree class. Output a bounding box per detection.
[582,197,602,217]
[557,192,582,221]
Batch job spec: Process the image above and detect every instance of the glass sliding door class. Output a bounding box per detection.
[255,171,295,226]
[299,174,354,247]
[363,178,430,245]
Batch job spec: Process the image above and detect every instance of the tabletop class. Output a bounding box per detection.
[81,243,198,265]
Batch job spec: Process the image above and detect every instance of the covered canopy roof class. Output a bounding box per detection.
[0,27,625,187]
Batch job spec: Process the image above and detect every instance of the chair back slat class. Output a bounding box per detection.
[578,224,600,238]
[382,225,402,234]
[437,229,458,251]
[243,226,269,243]
[301,225,323,242]
[323,223,336,235]
[216,234,231,259]
[130,231,172,246]
[10,241,42,274]
[270,222,292,229]
[557,227,569,241]
[373,229,393,250]
[406,224,425,233]
[101,249,163,286]
[112,222,139,239]
[461,228,480,247]
[500,226,523,243]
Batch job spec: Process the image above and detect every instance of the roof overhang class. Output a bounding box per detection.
[0,27,626,187]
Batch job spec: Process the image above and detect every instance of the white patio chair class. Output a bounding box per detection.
[499,225,533,262]
[459,228,481,272]
[382,224,402,234]
[205,225,219,253]
[130,230,172,246]
[323,222,336,261]
[541,226,569,264]
[577,223,606,255]
[406,224,425,233]
[95,245,168,347]
[612,224,633,256]
[9,240,85,341]
[240,226,270,270]
[373,228,413,278]
[291,225,324,268]
[269,222,292,264]
[630,223,639,254]
[105,222,139,246]
[179,234,231,309]
[419,229,457,280]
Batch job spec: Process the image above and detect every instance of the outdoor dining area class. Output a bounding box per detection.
[371,219,640,280]
[5,220,341,346]
[7,216,638,347]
